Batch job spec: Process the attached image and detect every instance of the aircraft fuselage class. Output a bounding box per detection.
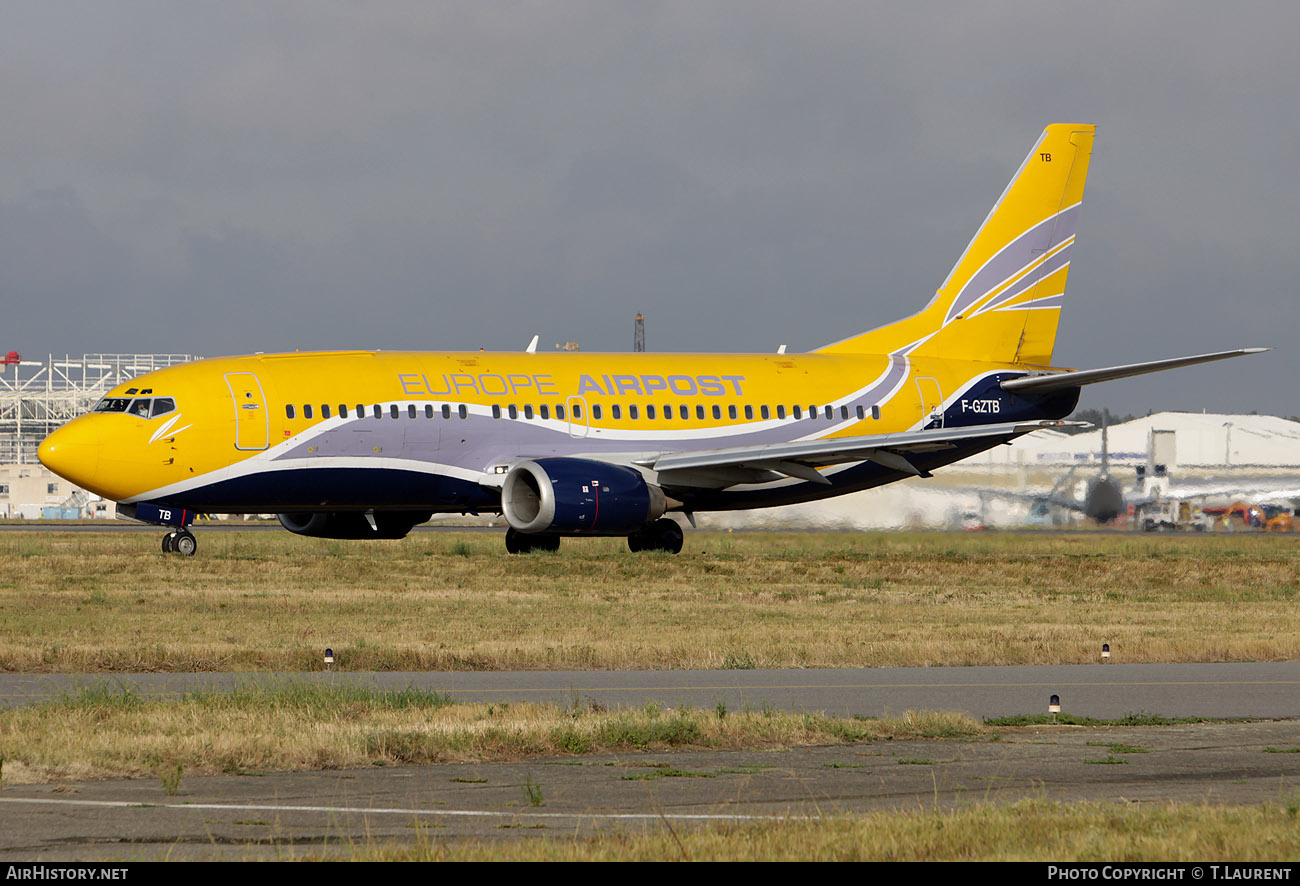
[38,349,1078,517]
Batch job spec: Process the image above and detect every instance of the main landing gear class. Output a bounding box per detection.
[503,518,685,554]
[504,528,561,554]
[162,529,198,556]
[627,518,684,554]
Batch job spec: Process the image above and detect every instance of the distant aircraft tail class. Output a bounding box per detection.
[816,124,1095,366]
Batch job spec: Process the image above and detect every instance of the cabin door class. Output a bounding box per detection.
[915,377,944,428]
[225,372,269,450]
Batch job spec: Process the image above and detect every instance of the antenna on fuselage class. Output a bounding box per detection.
[1100,412,1110,478]
[526,334,539,354]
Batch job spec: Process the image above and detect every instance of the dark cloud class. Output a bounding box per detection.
[1,2,1295,413]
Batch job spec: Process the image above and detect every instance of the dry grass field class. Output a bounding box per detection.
[0,528,1297,672]
[0,681,975,783]
[3,528,1299,860]
[359,801,1300,862]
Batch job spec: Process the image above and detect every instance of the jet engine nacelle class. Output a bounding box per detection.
[1085,477,1125,525]
[277,510,432,539]
[501,458,666,535]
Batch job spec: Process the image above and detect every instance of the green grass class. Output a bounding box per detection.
[984,712,1212,727]
[1087,741,1149,754]
[619,767,717,780]
[0,684,981,783]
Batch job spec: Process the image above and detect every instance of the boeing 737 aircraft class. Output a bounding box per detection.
[38,124,1264,555]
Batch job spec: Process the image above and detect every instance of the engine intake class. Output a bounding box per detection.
[501,458,665,535]
[277,510,432,539]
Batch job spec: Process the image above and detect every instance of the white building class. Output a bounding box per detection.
[961,412,1300,471]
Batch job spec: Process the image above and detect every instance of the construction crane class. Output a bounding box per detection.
[634,312,645,352]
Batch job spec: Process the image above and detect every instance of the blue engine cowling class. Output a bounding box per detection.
[501,458,666,535]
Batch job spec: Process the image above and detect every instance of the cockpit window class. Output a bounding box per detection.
[92,396,177,418]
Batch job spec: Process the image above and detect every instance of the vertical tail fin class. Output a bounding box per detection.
[817,124,1095,365]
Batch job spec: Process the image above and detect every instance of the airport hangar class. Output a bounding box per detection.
[0,353,191,519]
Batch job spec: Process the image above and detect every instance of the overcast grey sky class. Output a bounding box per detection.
[2,2,1296,415]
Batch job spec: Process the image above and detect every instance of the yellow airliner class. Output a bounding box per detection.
[38,125,1263,555]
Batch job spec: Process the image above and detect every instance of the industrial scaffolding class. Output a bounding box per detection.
[0,354,194,464]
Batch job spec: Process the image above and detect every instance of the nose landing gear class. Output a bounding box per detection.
[162,529,198,556]
[119,504,200,557]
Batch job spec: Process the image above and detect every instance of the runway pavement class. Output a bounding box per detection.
[4,662,1300,719]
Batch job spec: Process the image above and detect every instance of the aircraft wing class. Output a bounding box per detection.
[1000,349,1268,394]
[998,490,1089,513]
[638,419,1085,486]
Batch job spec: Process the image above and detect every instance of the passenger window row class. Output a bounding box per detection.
[287,403,469,420]
[285,402,882,423]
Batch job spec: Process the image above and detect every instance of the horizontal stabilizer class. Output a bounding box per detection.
[1000,349,1269,394]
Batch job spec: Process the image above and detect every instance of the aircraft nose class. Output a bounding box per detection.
[38,420,101,488]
